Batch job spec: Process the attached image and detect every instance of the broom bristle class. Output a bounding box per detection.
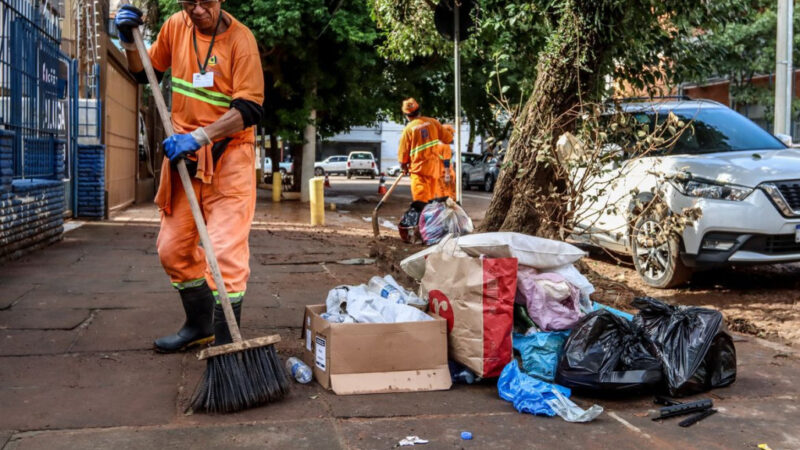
[189,345,290,414]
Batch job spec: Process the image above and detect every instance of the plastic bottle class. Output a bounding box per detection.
[285,357,312,384]
[367,276,406,304]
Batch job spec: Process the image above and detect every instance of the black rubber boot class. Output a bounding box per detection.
[154,283,215,353]
[213,301,242,346]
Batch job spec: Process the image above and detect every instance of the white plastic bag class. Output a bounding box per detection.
[456,232,585,269]
[419,198,474,245]
[545,389,603,423]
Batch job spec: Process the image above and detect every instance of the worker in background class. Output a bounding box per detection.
[114,0,264,352]
[397,98,452,203]
[436,124,456,201]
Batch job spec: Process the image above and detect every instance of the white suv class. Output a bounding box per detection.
[314,155,348,176]
[575,100,800,288]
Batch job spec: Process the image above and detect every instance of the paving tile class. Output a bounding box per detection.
[0,330,76,356]
[5,419,342,450]
[0,352,181,430]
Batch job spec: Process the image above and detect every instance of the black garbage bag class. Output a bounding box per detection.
[632,297,737,397]
[555,309,663,395]
[398,201,426,243]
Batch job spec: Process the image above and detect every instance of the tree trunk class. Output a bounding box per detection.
[479,3,607,239]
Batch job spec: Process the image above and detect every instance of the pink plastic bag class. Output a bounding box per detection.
[515,267,582,331]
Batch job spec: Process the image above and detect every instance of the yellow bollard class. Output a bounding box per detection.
[309,177,325,226]
[272,172,281,203]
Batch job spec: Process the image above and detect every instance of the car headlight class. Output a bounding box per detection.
[669,178,752,201]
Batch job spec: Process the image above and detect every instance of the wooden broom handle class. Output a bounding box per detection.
[131,26,243,343]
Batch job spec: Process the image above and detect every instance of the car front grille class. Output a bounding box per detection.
[740,234,800,255]
[776,180,800,211]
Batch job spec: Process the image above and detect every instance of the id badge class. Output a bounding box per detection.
[193,72,214,88]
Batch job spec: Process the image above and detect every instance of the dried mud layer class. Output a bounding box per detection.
[583,252,800,347]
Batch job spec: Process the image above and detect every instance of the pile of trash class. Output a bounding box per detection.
[321,275,431,324]
[399,231,737,422]
[399,198,473,245]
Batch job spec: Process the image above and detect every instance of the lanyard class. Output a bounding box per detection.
[192,12,224,75]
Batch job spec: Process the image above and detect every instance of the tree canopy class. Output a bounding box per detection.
[369,0,748,235]
[149,0,391,141]
[681,0,800,118]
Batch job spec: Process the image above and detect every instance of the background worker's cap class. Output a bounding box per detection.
[442,124,455,144]
[402,98,420,114]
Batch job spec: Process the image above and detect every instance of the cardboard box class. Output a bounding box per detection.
[301,304,452,395]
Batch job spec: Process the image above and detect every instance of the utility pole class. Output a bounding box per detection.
[774,0,794,136]
[300,108,317,202]
[454,1,462,203]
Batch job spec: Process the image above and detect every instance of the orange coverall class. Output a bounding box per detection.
[435,142,456,200]
[397,117,452,202]
[150,12,264,298]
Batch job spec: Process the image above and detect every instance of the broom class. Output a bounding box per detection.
[128,23,290,413]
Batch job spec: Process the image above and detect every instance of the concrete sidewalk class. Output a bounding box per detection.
[1,193,799,449]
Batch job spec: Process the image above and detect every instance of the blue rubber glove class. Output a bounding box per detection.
[114,5,143,44]
[163,134,202,162]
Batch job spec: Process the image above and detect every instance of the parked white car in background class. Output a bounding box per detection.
[346,151,379,178]
[314,155,348,176]
[574,99,800,288]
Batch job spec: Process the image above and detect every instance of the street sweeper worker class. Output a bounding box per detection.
[436,124,457,201]
[397,98,452,203]
[115,1,264,352]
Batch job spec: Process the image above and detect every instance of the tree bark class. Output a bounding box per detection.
[479,3,607,238]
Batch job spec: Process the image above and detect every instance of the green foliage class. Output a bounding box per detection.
[147,0,391,141]
[370,0,549,141]
[680,0,800,120]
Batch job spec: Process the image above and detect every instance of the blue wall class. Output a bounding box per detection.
[0,130,65,260]
[76,144,105,218]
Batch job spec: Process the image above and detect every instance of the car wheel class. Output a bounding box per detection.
[484,175,495,192]
[314,167,324,176]
[462,174,469,190]
[346,171,352,179]
[630,204,692,289]
[370,172,376,179]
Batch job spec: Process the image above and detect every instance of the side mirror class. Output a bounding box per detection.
[775,133,793,147]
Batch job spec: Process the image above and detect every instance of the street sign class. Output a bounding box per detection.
[434,0,474,42]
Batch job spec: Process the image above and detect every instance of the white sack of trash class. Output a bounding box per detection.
[323,284,432,324]
[400,232,588,280]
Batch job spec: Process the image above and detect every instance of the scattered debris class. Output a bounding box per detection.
[678,408,717,427]
[652,399,713,421]
[460,431,473,440]
[381,220,399,231]
[398,436,429,446]
[335,258,376,265]
[309,395,319,400]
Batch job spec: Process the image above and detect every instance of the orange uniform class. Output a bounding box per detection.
[435,142,456,200]
[397,117,452,202]
[151,12,264,297]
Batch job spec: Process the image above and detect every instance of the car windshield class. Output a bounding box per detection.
[350,153,373,160]
[631,107,786,155]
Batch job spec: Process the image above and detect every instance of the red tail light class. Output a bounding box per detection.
[371,162,375,168]
[347,161,351,167]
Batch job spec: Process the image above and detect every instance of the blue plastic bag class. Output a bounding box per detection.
[512,331,570,382]
[497,360,571,416]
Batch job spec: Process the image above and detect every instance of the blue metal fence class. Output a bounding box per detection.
[0,0,63,180]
